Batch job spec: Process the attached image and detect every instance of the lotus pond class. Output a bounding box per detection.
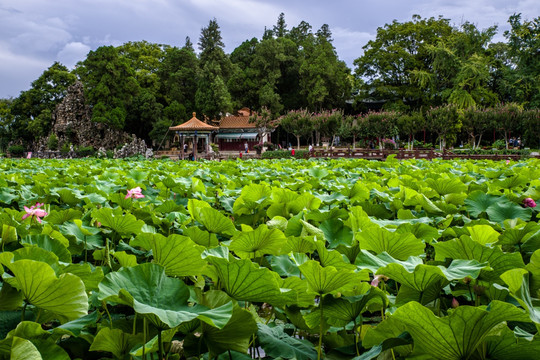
[0,157,539,360]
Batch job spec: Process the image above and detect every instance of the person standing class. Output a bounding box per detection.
[244,142,249,153]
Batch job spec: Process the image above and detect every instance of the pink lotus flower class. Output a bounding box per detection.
[506,160,510,165]
[125,187,145,199]
[523,198,537,208]
[371,274,388,287]
[22,203,48,223]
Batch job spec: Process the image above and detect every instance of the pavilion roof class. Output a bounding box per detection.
[169,113,218,132]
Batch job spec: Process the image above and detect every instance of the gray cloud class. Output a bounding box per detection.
[1,0,538,98]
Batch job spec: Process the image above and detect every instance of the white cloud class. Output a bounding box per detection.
[0,43,50,98]
[57,42,91,68]
[332,27,374,67]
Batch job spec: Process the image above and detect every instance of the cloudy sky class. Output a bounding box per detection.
[1,0,538,98]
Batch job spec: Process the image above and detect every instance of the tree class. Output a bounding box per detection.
[75,46,139,130]
[279,109,313,149]
[504,14,540,108]
[195,19,233,119]
[365,111,400,150]
[397,112,425,150]
[273,13,288,38]
[461,107,493,149]
[312,109,343,146]
[354,15,454,110]
[339,114,369,149]
[298,25,351,110]
[249,107,280,145]
[0,99,13,150]
[491,103,522,149]
[425,105,462,149]
[10,62,76,142]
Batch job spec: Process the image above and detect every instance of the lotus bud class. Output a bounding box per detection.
[451,298,459,308]
[462,276,472,285]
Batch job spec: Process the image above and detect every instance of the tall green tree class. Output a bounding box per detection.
[397,112,425,149]
[503,14,540,108]
[10,62,76,142]
[273,13,288,38]
[76,46,139,129]
[280,109,313,149]
[299,26,351,110]
[425,104,461,149]
[195,18,233,119]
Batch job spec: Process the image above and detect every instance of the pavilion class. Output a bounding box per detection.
[169,112,218,160]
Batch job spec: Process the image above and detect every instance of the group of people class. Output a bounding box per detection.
[509,137,523,148]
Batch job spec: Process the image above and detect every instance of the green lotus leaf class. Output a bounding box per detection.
[357,227,424,260]
[280,276,316,307]
[232,183,272,216]
[355,250,423,274]
[183,226,219,247]
[348,181,370,202]
[1,224,17,245]
[500,269,540,326]
[498,222,540,248]
[52,312,99,337]
[208,257,285,304]
[0,189,18,205]
[434,236,525,282]
[319,283,387,327]
[271,254,301,277]
[92,207,145,236]
[494,174,529,190]
[287,236,316,254]
[151,233,207,276]
[426,176,467,196]
[320,218,353,248]
[395,223,439,243]
[290,193,322,215]
[129,327,177,357]
[483,326,540,360]
[113,251,138,267]
[10,337,42,360]
[59,220,103,250]
[314,241,357,271]
[21,234,71,263]
[0,283,23,311]
[467,224,500,245]
[9,246,58,266]
[526,249,540,297]
[58,263,104,291]
[257,323,318,360]
[309,167,330,180]
[98,263,233,329]
[54,188,81,206]
[388,301,529,359]
[43,209,83,225]
[486,201,532,225]
[195,306,258,357]
[198,207,237,236]
[299,260,360,295]
[464,191,500,218]
[299,220,325,241]
[0,259,87,323]
[417,194,445,215]
[229,224,288,259]
[89,327,141,359]
[266,216,288,232]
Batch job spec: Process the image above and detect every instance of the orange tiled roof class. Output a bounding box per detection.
[219,115,256,129]
[169,113,218,131]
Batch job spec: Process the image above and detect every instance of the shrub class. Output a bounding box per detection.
[8,145,25,157]
[76,146,95,157]
[492,139,506,149]
[261,149,310,159]
[61,142,71,154]
[47,134,59,150]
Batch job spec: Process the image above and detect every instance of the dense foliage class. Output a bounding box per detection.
[0,157,539,359]
[0,13,539,151]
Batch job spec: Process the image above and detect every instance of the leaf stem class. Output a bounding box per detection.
[158,330,164,360]
[21,301,28,322]
[318,296,324,360]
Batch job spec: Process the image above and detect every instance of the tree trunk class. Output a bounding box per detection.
[378,137,383,150]
[353,134,356,150]
[296,135,301,150]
